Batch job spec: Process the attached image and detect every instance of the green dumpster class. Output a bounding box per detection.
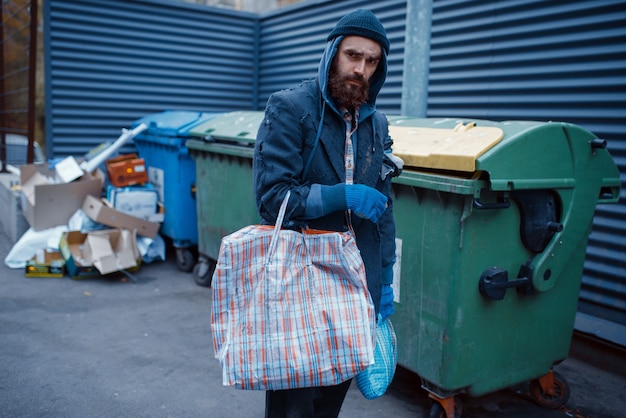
[187,111,265,286]
[189,112,621,415]
[387,118,621,416]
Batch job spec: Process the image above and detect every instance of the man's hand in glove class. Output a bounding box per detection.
[345,184,388,222]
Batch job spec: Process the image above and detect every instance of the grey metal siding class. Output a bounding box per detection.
[426,0,626,330]
[45,0,257,158]
[257,0,407,113]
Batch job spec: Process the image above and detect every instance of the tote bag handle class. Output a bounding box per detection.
[266,190,291,264]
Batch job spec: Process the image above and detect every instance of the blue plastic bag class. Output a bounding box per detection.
[356,315,398,399]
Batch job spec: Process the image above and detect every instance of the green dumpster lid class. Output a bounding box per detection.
[389,122,503,172]
[188,111,264,144]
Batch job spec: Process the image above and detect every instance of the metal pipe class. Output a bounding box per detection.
[79,123,148,174]
[401,0,433,118]
[27,0,38,164]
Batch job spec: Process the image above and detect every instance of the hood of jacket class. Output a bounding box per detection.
[318,36,388,121]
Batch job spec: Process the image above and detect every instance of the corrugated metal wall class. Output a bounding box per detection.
[425,0,626,334]
[44,0,257,157]
[258,0,626,335]
[45,0,625,341]
[257,0,407,112]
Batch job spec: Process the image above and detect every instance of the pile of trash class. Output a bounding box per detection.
[4,123,166,279]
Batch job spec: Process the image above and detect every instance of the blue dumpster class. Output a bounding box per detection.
[132,111,221,272]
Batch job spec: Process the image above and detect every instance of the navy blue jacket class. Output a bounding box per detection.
[253,37,397,313]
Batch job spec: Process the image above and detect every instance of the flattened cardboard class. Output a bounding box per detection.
[82,195,159,238]
[83,231,137,274]
[388,124,504,172]
[19,164,104,231]
[59,230,141,279]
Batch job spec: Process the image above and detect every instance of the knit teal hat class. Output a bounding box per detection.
[327,9,390,54]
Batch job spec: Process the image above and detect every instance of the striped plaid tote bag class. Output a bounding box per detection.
[211,191,376,390]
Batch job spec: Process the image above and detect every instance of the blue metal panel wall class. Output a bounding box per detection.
[44,0,625,340]
[257,0,407,113]
[259,0,625,334]
[427,0,626,331]
[44,0,257,157]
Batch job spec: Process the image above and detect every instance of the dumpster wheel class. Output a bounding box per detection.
[193,256,216,287]
[529,370,570,409]
[176,248,196,273]
[428,393,462,418]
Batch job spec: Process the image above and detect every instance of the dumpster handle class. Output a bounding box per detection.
[590,138,607,149]
[478,266,532,301]
[472,197,510,210]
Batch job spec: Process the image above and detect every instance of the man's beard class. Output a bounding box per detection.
[329,67,370,110]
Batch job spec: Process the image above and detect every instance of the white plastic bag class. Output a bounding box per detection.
[4,225,68,269]
[136,234,166,264]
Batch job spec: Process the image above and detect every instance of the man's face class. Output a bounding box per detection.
[329,35,382,110]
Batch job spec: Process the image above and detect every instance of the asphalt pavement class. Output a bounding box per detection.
[1,234,625,418]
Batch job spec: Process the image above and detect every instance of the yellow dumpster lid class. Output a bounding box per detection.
[389,122,504,172]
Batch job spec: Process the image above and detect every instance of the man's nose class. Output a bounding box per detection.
[354,60,365,74]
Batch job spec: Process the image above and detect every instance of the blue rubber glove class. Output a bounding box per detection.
[380,284,395,319]
[345,184,388,222]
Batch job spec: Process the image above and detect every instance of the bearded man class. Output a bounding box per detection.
[253,9,401,417]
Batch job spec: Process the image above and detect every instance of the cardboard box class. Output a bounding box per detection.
[106,184,161,221]
[24,250,65,278]
[20,164,104,231]
[59,230,141,279]
[54,156,84,183]
[106,153,148,187]
[82,195,160,238]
